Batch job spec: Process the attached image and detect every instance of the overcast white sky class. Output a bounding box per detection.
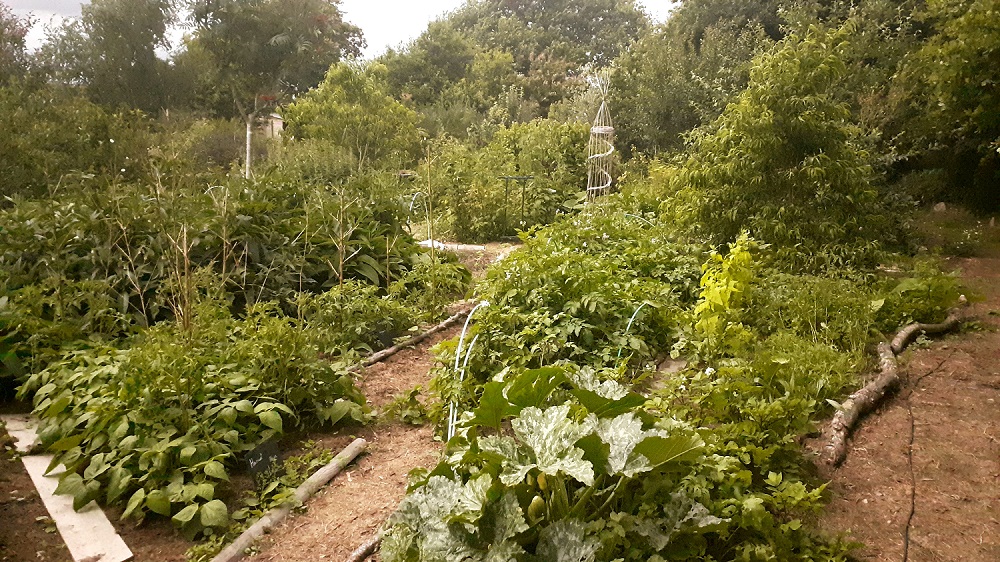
[8,0,677,58]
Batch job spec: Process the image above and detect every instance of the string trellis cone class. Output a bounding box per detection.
[586,79,615,200]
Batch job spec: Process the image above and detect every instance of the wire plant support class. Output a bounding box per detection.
[586,75,616,201]
[616,302,650,360]
[447,301,490,441]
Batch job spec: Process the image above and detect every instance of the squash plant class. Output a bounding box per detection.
[382,366,719,561]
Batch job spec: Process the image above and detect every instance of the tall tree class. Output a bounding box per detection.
[610,0,781,156]
[0,3,30,85]
[448,0,650,70]
[186,0,363,177]
[382,21,478,106]
[36,0,175,112]
[381,0,649,125]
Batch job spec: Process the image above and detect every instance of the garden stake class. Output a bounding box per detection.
[616,302,650,360]
[448,301,489,440]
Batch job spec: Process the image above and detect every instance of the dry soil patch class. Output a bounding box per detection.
[819,256,1000,561]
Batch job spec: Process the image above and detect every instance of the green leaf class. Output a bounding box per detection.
[258,410,283,432]
[54,473,86,500]
[505,367,567,410]
[570,388,646,418]
[512,405,595,485]
[468,381,516,430]
[118,435,138,451]
[595,413,657,477]
[355,263,381,285]
[83,454,109,480]
[49,434,84,452]
[535,519,600,562]
[204,461,229,481]
[106,466,133,503]
[180,446,198,465]
[574,433,610,476]
[56,474,100,511]
[145,489,171,516]
[481,492,528,554]
[200,499,229,528]
[122,489,145,520]
[218,406,237,426]
[318,399,355,426]
[632,433,705,469]
[45,395,71,417]
[195,483,215,501]
[171,504,199,526]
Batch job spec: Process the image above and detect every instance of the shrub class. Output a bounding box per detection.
[0,175,454,378]
[18,289,368,537]
[0,83,150,199]
[433,119,588,242]
[664,23,901,271]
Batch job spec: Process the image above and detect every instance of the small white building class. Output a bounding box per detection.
[260,113,284,139]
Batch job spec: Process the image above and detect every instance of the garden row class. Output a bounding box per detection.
[380,26,963,561]
[1,166,471,539]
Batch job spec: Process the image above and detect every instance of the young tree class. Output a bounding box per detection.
[284,61,421,172]
[668,23,897,270]
[186,0,363,178]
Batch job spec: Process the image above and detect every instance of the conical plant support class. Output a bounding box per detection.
[586,77,615,200]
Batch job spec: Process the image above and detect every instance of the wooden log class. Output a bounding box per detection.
[890,307,964,355]
[348,306,473,373]
[824,300,967,466]
[824,343,898,466]
[344,534,382,562]
[211,438,368,562]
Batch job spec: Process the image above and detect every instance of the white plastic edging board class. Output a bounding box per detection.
[2,413,39,453]
[2,415,133,562]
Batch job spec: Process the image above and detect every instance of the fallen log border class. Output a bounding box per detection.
[347,305,474,373]
[823,299,967,466]
[344,533,382,562]
[211,438,368,562]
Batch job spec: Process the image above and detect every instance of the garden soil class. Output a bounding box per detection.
[0,441,73,562]
[818,255,1000,561]
[244,325,460,562]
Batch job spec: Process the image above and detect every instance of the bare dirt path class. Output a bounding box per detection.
[819,256,1000,561]
[243,244,512,562]
[244,325,460,562]
[0,434,74,562]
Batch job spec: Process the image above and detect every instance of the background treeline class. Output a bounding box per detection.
[383,0,998,214]
[2,0,997,219]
